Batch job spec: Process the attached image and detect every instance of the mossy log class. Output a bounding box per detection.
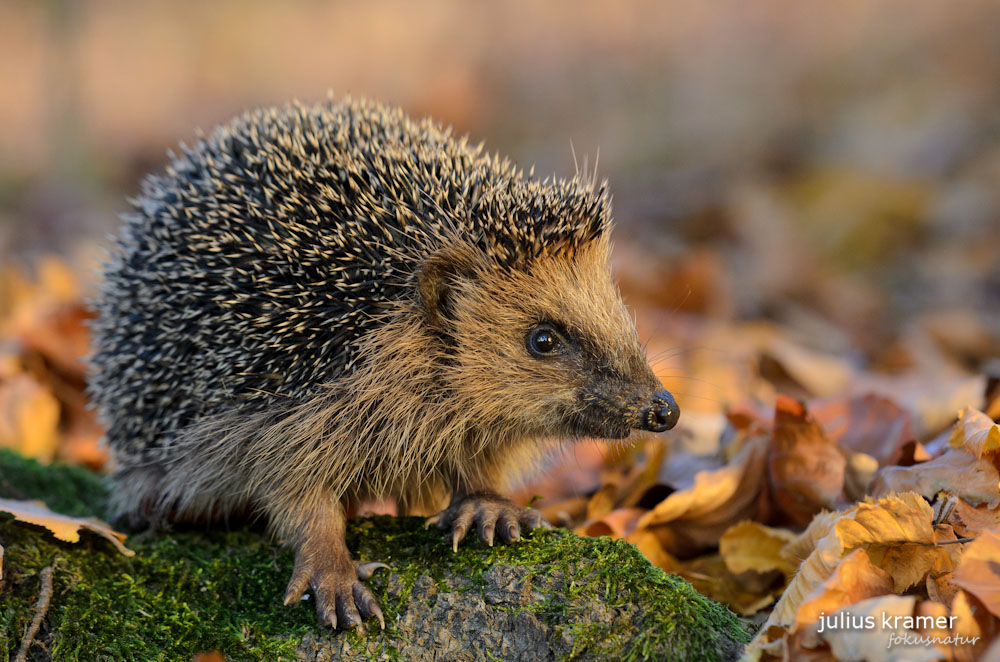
[0,450,749,661]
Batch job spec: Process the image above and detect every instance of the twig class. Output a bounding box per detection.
[14,566,53,662]
[908,536,976,547]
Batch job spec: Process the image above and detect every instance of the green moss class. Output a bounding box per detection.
[0,452,748,661]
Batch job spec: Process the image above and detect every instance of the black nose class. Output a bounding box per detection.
[638,389,680,432]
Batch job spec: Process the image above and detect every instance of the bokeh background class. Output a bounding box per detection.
[1,0,998,462]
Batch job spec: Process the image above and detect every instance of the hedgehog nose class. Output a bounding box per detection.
[638,390,680,432]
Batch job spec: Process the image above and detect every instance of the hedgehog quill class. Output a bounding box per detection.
[90,97,679,630]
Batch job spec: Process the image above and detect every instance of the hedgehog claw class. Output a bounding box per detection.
[433,493,549,551]
[356,561,390,580]
[285,545,388,630]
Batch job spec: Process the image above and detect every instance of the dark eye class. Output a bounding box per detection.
[526,324,562,356]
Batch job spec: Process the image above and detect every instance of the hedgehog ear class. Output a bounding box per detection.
[417,246,478,328]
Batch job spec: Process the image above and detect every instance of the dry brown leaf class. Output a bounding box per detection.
[720,521,797,577]
[762,335,854,398]
[895,440,932,466]
[951,590,998,662]
[793,548,894,631]
[870,448,1000,508]
[755,492,935,640]
[17,302,95,381]
[915,600,953,659]
[946,498,1000,537]
[635,433,769,557]
[0,374,60,462]
[796,594,941,662]
[0,498,133,556]
[625,528,680,573]
[576,507,644,539]
[950,407,1000,459]
[781,510,841,567]
[768,395,846,527]
[679,553,784,616]
[192,652,226,662]
[812,393,914,466]
[952,528,1000,619]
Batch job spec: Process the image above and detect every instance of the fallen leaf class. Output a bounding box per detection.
[625,528,680,573]
[762,335,855,398]
[793,548,894,630]
[844,451,879,502]
[796,594,941,662]
[781,510,842,567]
[946,497,1000,537]
[768,395,846,526]
[950,590,998,662]
[0,498,133,556]
[895,440,931,466]
[576,507,644,538]
[756,492,934,638]
[720,521,798,577]
[636,433,769,557]
[0,374,60,462]
[811,393,914,466]
[679,553,784,616]
[950,407,1000,459]
[192,652,226,662]
[952,529,1000,619]
[870,448,1000,508]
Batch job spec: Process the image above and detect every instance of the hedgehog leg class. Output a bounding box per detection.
[280,499,388,630]
[428,492,552,552]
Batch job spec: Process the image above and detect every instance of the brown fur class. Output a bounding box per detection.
[110,234,657,541]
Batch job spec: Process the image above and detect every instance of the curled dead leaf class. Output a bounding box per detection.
[720,521,797,578]
[635,433,769,557]
[870,448,1000,508]
[795,594,941,662]
[950,407,1000,459]
[952,528,1000,619]
[769,395,847,527]
[0,498,133,557]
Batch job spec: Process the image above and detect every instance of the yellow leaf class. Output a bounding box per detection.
[720,521,797,577]
[950,407,1000,459]
[635,434,769,556]
[0,498,133,556]
[0,374,60,462]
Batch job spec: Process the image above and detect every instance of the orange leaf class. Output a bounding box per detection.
[0,498,134,556]
[952,528,1000,619]
[0,374,60,462]
[793,548,894,630]
[811,393,914,466]
[769,395,846,526]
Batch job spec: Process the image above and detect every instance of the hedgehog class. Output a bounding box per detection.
[89,96,679,630]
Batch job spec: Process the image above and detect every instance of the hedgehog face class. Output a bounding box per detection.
[418,236,679,442]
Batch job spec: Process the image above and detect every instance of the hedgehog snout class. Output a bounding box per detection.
[635,390,680,433]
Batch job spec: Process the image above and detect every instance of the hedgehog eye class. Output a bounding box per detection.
[526,324,563,357]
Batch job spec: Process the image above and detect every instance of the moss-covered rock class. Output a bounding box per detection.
[0,450,749,661]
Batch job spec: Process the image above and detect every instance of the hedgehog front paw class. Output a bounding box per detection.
[283,547,389,630]
[426,493,552,552]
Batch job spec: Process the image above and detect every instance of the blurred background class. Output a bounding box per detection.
[1,0,998,466]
